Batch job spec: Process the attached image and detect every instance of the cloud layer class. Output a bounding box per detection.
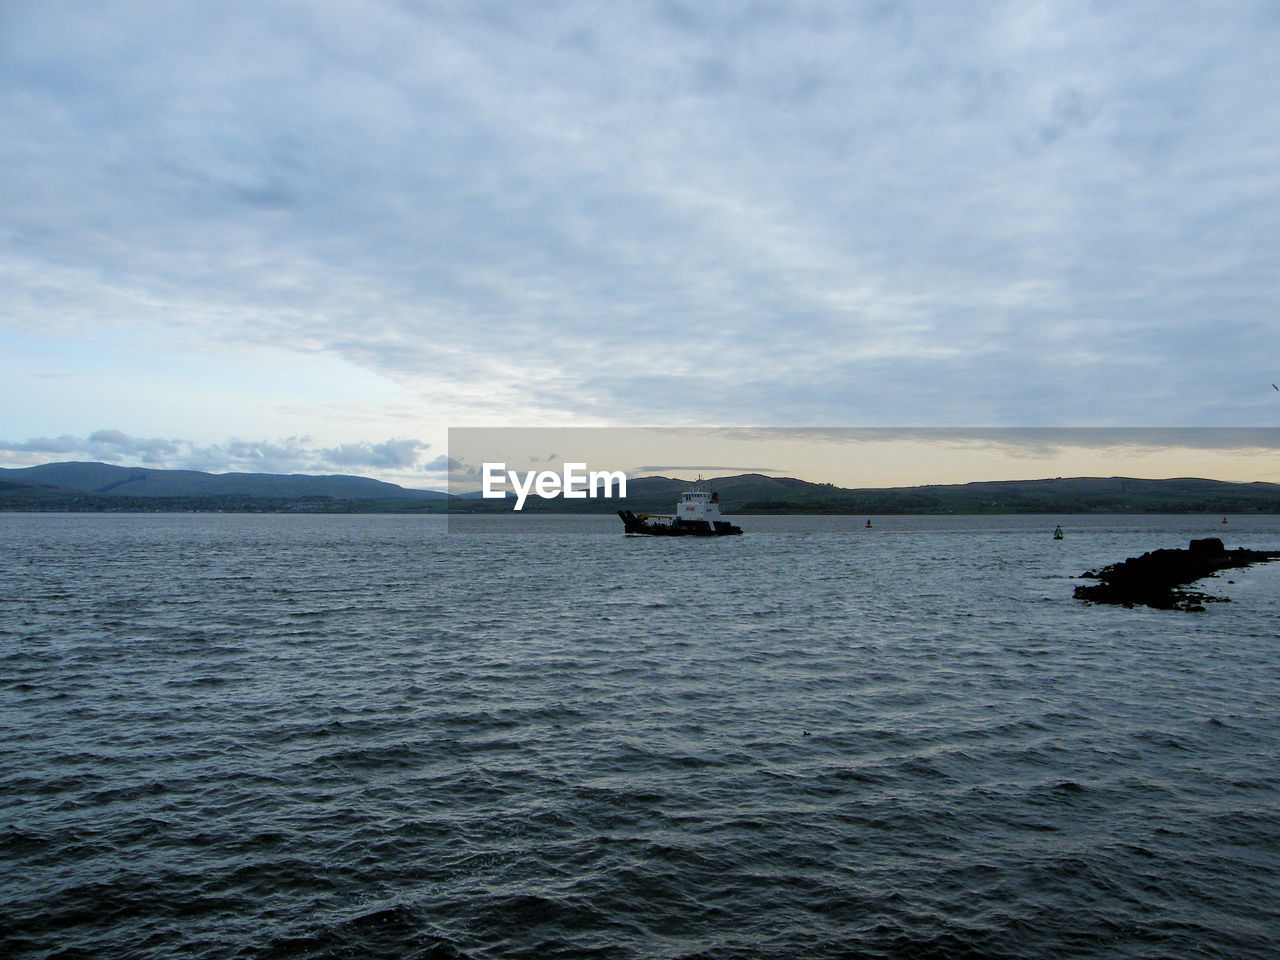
[0,431,435,483]
[2,1,1279,461]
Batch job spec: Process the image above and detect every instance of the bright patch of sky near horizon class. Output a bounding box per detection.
[2,1,1279,487]
[450,428,1280,492]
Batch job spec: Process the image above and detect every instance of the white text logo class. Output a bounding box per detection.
[481,462,627,510]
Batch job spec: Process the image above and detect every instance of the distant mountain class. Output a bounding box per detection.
[503,473,1280,515]
[720,474,1280,515]
[3,461,1280,514]
[0,461,446,504]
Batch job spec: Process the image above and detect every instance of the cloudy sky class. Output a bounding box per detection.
[2,1,1278,487]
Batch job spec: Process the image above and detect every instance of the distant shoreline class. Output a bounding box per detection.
[4,461,1280,515]
[4,503,1280,516]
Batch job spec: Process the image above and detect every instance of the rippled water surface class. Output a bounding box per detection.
[3,513,1279,959]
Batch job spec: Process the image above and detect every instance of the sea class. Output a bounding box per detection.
[2,512,1278,960]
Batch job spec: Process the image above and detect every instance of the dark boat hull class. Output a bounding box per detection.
[618,510,743,536]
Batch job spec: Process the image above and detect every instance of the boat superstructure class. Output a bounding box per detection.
[618,477,743,536]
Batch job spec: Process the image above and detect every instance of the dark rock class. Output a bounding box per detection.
[1074,539,1280,611]
[1189,537,1225,557]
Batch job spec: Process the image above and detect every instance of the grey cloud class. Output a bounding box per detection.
[702,428,1280,456]
[426,455,481,484]
[219,439,314,471]
[0,435,94,454]
[2,431,180,464]
[656,1,704,34]
[2,2,1278,430]
[85,429,181,462]
[87,429,132,445]
[323,439,430,469]
[1029,85,1102,147]
[0,431,434,477]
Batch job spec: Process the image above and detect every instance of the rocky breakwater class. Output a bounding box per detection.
[1075,537,1280,611]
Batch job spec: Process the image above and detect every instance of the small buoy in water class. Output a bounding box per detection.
[1053,525,1064,540]
[865,519,872,528]
[1222,517,1229,524]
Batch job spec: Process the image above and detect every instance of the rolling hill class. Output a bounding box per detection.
[0,461,446,500]
[2,462,1280,514]
[0,461,446,511]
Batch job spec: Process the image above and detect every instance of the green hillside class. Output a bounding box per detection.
[3,462,1280,514]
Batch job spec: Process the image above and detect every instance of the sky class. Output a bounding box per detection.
[450,428,1280,490]
[2,1,1279,489]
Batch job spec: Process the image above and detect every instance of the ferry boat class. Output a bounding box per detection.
[618,479,743,536]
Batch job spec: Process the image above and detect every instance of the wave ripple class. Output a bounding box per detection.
[3,514,1279,959]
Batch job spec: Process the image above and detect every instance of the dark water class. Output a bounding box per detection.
[3,513,1279,959]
